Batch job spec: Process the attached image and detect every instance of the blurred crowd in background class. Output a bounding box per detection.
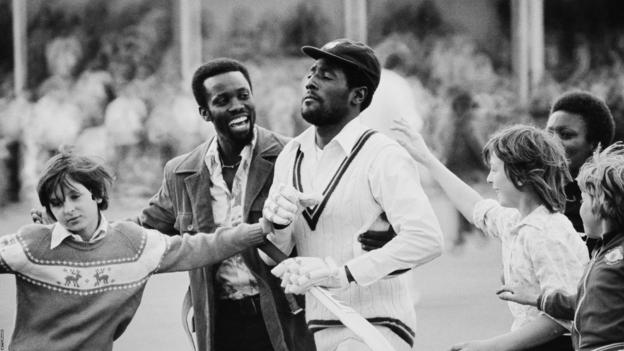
[1,0,624,218]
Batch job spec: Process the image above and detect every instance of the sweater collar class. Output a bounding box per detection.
[50,215,109,249]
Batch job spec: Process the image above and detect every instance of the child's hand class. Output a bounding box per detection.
[496,285,539,307]
[30,208,54,225]
[390,119,435,166]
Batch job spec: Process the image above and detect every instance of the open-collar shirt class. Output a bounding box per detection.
[473,199,588,330]
[205,129,259,300]
[296,117,365,193]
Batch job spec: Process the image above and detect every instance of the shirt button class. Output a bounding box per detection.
[187,225,193,230]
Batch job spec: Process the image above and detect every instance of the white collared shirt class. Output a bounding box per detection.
[50,215,109,249]
[473,199,589,330]
[296,119,362,194]
[205,129,259,300]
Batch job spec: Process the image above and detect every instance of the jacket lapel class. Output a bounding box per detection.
[244,128,281,221]
[244,158,272,220]
[184,170,215,232]
[176,140,216,232]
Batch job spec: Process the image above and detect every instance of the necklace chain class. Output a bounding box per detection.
[219,153,241,169]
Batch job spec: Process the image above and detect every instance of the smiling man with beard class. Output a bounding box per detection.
[137,58,314,351]
[263,39,444,351]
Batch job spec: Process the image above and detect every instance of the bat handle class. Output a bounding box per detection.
[258,240,289,263]
[258,239,303,315]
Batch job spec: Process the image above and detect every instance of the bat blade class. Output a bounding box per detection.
[309,287,396,351]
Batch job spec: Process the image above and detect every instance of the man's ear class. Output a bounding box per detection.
[198,107,212,122]
[351,87,368,106]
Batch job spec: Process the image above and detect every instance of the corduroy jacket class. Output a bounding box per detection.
[138,126,314,351]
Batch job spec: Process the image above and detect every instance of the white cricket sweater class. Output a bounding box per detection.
[270,118,444,347]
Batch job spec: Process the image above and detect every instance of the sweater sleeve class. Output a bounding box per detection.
[0,234,18,274]
[0,254,10,274]
[153,223,265,273]
[538,290,577,320]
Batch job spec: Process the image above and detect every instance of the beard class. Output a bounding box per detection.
[301,100,350,127]
[212,108,256,148]
[227,124,254,146]
[236,129,254,145]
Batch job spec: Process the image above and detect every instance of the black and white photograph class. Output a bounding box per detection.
[1,1,624,350]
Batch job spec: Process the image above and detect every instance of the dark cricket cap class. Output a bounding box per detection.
[301,38,381,92]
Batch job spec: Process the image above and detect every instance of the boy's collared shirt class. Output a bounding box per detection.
[473,199,588,330]
[50,216,109,249]
[205,129,259,300]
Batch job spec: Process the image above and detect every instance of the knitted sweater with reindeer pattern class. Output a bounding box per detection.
[0,220,260,351]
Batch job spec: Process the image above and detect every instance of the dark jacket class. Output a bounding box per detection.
[538,230,624,351]
[138,126,314,351]
[564,181,584,234]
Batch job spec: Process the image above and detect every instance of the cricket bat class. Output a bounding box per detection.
[257,239,396,351]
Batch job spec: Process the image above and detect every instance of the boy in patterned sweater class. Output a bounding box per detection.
[0,152,274,351]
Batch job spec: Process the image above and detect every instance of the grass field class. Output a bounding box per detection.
[0,187,512,350]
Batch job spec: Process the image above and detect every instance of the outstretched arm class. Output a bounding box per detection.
[392,119,483,222]
[497,285,577,321]
[0,234,25,274]
[0,245,12,274]
[449,314,566,351]
[156,221,268,273]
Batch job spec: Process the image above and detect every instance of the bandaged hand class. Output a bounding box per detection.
[271,257,349,294]
[262,183,321,227]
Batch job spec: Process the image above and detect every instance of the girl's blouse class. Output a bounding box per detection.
[473,199,589,330]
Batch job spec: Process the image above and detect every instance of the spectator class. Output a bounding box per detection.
[393,122,588,351]
[498,142,624,351]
